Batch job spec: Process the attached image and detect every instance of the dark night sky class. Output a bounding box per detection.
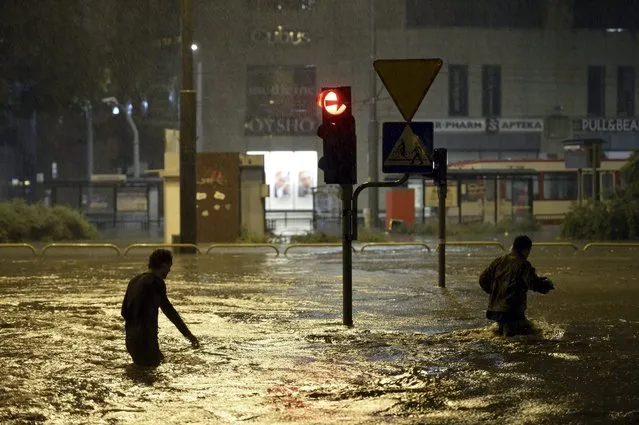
[573,0,639,29]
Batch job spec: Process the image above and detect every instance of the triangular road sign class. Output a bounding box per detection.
[374,58,443,122]
[384,124,432,167]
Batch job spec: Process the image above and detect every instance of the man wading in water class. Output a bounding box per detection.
[121,249,199,366]
[479,235,554,336]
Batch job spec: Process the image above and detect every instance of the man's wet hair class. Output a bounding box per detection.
[148,249,173,269]
[512,235,533,253]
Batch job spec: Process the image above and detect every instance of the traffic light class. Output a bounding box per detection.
[432,148,448,186]
[317,86,357,185]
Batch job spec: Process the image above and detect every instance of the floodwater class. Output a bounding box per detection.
[1,245,639,424]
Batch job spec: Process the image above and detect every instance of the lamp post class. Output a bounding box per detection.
[83,101,94,208]
[191,43,203,153]
[101,96,140,178]
[179,0,198,249]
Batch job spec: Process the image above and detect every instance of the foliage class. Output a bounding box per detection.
[289,232,341,243]
[561,198,639,240]
[0,200,98,242]
[561,150,639,240]
[289,228,387,244]
[358,228,388,242]
[1,0,177,116]
[236,226,284,244]
[412,217,540,237]
[1,1,106,114]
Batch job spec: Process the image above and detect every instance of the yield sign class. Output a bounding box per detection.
[374,58,443,122]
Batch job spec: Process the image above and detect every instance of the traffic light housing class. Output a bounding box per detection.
[317,86,357,185]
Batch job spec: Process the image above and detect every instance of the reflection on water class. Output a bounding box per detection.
[0,250,638,424]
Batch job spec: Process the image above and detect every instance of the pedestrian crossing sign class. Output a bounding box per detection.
[382,122,434,174]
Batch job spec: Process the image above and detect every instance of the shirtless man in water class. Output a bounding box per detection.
[121,249,199,366]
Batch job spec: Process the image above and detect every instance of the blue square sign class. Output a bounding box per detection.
[382,122,434,174]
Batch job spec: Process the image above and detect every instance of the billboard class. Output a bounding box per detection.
[248,150,317,210]
[244,65,318,136]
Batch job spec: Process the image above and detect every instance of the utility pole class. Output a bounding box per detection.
[368,0,379,228]
[180,0,198,250]
[85,101,94,208]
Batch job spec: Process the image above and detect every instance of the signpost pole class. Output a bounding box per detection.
[435,148,448,288]
[578,168,583,205]
[342,184,354,327]
[591,144,599,201]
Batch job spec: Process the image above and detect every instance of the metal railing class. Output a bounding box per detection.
[0,243,38,256]
[582,242,639,252]
[41,243,122,256]
[360,242,432,253]
[439,241,506,251]
[206,243,280,256]
[123,243,202,255]
[2,240,639,258]
[532,242,580,251]
[284,243,356,256]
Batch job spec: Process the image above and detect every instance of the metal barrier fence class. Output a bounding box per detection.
[284,243,356,256]
[582,242,639,252]
[2,241,639,257]
[206,244,280,256]
[124,243,201,255]
[439,241,506,251]
[360,242,432,253]
[41,243,122,256]
[0,243,38,256]
[532,242,580,251]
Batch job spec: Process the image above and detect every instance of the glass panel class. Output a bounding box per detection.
[601,172,614,198]
[543,172,578,200]
[512,180,532,221]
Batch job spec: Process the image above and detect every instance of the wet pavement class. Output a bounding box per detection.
[1,245,639,424]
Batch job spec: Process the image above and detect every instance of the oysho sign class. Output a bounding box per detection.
[579,118,639,132]
[251,26,310,46]
[244,117,318,136]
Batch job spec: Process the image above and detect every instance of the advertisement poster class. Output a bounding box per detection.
[245,65,318,136]
[248,150,317,210]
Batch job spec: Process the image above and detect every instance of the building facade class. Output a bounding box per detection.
[194,0,639,211]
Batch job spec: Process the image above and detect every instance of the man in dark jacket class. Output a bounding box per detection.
[121,249,199,366]
[479,235,554,336]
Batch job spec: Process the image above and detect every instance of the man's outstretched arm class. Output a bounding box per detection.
[158,283,199,347]
[523,263,554,294]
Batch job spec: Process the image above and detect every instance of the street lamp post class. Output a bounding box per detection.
[101,97,140,178]
[179,0,198,249]
[84,101,94,208]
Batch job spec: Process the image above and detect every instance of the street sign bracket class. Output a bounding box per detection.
[351,173,412,241]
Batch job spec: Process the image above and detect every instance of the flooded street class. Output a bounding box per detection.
[1,246,639,424]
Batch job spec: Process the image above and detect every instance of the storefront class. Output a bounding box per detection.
[572,117,639,157]
[399,117,545,162]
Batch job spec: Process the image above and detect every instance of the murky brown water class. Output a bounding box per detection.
[1,245,639,424]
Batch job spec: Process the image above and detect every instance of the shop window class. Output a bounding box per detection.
[543,172,578,200]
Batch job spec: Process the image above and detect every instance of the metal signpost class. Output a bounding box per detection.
[317,58,444,327]
[371,58,447,288]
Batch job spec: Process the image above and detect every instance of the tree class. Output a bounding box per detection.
[620,150,639,188]
[562,151,639,240]
[0,0,108,115]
